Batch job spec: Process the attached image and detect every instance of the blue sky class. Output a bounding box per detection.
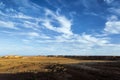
[0,0,120,56]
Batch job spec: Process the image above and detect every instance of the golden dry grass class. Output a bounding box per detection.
[0,56,109,73]
[0,56,119,80]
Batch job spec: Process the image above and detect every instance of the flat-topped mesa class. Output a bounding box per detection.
[1,55,23,59]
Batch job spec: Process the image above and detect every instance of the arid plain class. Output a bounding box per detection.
[0,56,120,80]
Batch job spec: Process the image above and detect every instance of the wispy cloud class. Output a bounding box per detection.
[22,21,40,31]
[0,2,5,9]
[13,12,35,19]
[108,8,120,15]
[0,20,18,29]
[42,9,73,35]
[0,0,120,55]
[27,32,40,37]
[104,0,114,4]
[0,1,111,52]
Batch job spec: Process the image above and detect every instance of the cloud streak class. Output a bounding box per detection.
[0,20,18,29]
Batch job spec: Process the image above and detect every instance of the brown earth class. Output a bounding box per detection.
[0,56,120,80]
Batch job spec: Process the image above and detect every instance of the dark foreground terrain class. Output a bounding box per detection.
[0,56,120,80]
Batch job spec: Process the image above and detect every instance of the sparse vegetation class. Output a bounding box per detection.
[0,56,119,80]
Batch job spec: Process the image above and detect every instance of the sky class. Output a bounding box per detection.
[0,0,120,56]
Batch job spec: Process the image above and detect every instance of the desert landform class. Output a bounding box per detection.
[0,55,120,80]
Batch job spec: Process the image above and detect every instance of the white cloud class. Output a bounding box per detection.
[23,21,40,31]
[0,2,5,9]
[0,20,18,29]
[0,9,15,17]
[81,34,109,45]
[0,0,118,55]
[42,9,73,35]
[22,39,31,44]
[27,32,40,37]
[105,21,120,34]
[0,4,73,36]
[13,12,35,20]
[104,15,120,34]
[0,11,6,16]
[12,0,42,12]
[36,33,109,50]
[0,8,37,20]
[6,8,17,13]
[0,9,41,31]
[107,15,118,21]
[0,1,110,48]
[108,8,120,15]
[84,12,98,16]
[3,31,51,40]
[104,0,114,4]
[40,34,51,39]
